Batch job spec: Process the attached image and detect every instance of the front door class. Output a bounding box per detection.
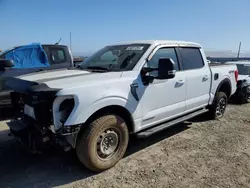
[139,47,186,129]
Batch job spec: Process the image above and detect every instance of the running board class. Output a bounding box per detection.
[136,109,209,138]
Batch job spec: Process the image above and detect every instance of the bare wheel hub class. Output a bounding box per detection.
[97,129,119,158]
[216,98,226,118]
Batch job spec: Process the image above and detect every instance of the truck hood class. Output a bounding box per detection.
[17,68,92,82]
[5,68,122,94]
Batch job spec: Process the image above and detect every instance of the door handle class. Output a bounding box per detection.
[175,80,185,88]
[203,75,209,81]
[177,80,185,84]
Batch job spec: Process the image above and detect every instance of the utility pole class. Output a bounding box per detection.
[237,42,241,59]
[70,32,72,52]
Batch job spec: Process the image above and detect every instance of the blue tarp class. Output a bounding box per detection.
[5,43,50,68]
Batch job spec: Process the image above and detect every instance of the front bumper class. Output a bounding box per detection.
[7,116,81,151]
[7,117,32,135]
[7,116,52,152]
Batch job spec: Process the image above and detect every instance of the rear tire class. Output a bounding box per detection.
[209,92,227,120]
[76,114,129,172]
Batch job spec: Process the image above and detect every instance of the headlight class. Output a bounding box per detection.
[53,96,75,130]
[59,98,75,123]
[59,99,75,112]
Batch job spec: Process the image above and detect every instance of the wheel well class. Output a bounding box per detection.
[84,105,135,133]
[218,80,231,98]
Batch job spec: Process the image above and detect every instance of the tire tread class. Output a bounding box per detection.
[76,114,128,172]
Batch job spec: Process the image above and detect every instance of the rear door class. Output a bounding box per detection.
[177,47,211,112]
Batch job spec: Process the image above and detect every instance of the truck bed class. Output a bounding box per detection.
[209,63,238,104]
[209,63,228,66]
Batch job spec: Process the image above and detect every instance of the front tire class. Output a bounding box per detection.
[76,114,129,172]
[209,92,227,120]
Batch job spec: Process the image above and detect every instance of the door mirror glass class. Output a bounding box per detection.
[0,59,14,69]
[158,58,176,79]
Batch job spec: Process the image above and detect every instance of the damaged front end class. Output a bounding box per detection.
[5,77,79,153]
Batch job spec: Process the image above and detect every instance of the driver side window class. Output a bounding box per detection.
[146,48,179,77]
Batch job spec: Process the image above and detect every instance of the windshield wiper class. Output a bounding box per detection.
[86,66,108,70]
[85,66,110,72]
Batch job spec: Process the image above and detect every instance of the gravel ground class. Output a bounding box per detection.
[1,103,250,188]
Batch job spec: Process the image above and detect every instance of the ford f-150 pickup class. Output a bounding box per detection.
[5,40,238,172]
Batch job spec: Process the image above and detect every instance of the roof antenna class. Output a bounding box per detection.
[55,38,62,45]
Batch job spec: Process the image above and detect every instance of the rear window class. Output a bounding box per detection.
[50,48,66,63]
[179,48,204,70]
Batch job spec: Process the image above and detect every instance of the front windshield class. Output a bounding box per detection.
[79,44,150,71]
[236,64,250,75]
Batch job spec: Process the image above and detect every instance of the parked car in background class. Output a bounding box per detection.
[225,61,250,103]
[73,57,85,67]
[6,40,238,172]
[0,43,74,108]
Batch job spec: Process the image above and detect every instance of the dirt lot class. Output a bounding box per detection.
[1,103,250,188]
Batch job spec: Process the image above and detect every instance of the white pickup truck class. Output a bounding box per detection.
[5,40,238,172]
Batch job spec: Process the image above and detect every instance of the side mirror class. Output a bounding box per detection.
[0,59,14,69]
[158,58,176,79]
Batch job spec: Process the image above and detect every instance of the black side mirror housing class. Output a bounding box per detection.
[158,58,176,79]
[0,59,14,70]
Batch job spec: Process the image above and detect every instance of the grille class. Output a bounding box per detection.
[11,92,54,126]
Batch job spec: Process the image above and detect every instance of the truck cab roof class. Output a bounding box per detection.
[111,40,201,48]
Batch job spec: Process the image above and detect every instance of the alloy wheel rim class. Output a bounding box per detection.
[216,98,226,118]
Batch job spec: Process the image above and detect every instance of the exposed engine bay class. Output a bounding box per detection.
[6,77,78,153]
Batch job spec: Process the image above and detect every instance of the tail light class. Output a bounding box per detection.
[234,70,238,82]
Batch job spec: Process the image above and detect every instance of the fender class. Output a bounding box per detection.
[64,96,138,126]
[215,78,232,97]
